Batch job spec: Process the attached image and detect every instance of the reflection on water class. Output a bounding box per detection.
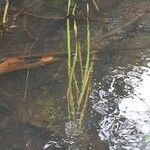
[89,0,150,148]
[120,66,150,131]
[91,48,150,149]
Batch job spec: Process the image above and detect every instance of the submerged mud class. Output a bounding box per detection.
[0,0,150,149]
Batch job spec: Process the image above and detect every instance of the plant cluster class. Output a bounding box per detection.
[66,0,99,129]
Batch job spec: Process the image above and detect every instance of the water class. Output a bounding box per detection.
[0,0,150,149]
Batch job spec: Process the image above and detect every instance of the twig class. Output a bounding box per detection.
[0,51,67,62]
[23,15,33,39]
[0,44,149,75]
[0,57,62,75]
[23,37,38,101]
[91,9,149,44]
[20,12,65,20]
[21,11,102,22]
[0,44,149,63]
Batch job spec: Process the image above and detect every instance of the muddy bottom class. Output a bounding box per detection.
[0,0,150,150]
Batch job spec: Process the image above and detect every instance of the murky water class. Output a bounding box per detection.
[0,0,150,150]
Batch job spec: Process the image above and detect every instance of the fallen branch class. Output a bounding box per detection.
[0,51,68,62]
[0,45,149,75]
[0,55,62,75]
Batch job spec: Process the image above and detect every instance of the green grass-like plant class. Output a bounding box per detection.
[66,1,93,129]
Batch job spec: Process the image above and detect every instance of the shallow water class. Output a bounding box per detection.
[0,0,150,150]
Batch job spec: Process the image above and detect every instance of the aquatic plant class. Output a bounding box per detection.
[66,0,94,129]
[39,100,63,125]
[2,0,9,24]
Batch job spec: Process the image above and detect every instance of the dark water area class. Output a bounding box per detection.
[0,0,150,150]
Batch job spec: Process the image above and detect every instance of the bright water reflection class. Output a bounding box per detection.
[91,61,150,149]
[119,66,150,134]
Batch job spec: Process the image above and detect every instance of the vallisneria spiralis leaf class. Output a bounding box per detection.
[66,0,94,129]
[67,0,72,15]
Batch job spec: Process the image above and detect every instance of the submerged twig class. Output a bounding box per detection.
[20,11,102,22]
[23,38,37,101]
[91,9,149,44]
[0,45,150,75]
[23,15,33,39]
[0,55,61,75]
[0,51,67,62]
[21,12,65,20]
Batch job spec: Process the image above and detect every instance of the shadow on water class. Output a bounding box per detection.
[0,0,150,149]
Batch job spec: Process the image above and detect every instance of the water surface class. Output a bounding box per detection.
[0,0,150,149]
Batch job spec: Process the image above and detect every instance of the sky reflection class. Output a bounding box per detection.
[119,66,150,134]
